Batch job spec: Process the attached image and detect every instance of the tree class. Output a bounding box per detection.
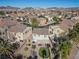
[39,48,50,59]
[31,18,39,26]
[59,41,72,59]
[14,11,17,14]
[0,11,5,15]
[12,42,20,50]
[73,23,79,33]
[68,23,79,42]
[51,34,72,59]
[0,38,14,59]
[6,11,12,14]
[53,16,62,24]
[42,49,46,59]
[16,54,23,59]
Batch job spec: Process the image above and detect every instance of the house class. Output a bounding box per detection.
[32,27,51,47]
[7,23,32,44]
[72,16,79,22]
[0,18,18,41]
[32,27,52,59]
[49,18,77,38]
[37,17,47,26]
[49,25,65,37]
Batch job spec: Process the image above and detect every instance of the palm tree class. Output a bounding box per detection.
[0,38,14,59]
[42,49,46,59]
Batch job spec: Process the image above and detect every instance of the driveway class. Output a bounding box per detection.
[75,50,79,59]
[74,44,79,59]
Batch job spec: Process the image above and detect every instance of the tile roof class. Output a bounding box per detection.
[59,19,74,31]
[8,23,27,32]
[33,27,49,35]
[0,18,27,32]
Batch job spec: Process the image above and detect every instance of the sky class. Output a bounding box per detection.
[0,0,79,8]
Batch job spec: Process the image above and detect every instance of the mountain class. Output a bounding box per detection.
[0,6,20,9]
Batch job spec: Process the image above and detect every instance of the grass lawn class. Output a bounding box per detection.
[39,47,50,58]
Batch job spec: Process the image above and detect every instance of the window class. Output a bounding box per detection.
[20,40,23,42]
[34,34,36,36]
[45,44,50,47]
[52,29,53,31]
[38,44,42,46]
[32,41,35,43]
[44,35,47,38]
[32,45,36,49]
[25,31,27,33]
[26,44,31,46]
[0,32,1,35]
[28,40,30,42]
[50,31,53,34]
[13,37,17,40]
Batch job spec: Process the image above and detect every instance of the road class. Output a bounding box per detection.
[23,22,57,28]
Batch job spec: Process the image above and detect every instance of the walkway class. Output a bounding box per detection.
[74,50,79,59]
[69,43,79,59]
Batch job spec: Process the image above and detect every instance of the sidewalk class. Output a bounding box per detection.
[68,43,79,59]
